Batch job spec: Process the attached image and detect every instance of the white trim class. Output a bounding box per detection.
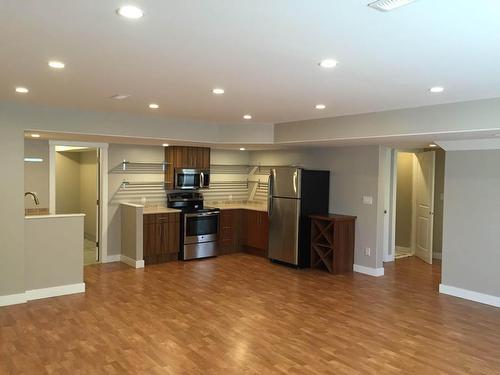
[354,264,385,277]
[0,292,28,307]
[120,255,145,269]
[49,140,109,263]
[439,284,500,308]
[103,254,121,263]
[26,283,85,301]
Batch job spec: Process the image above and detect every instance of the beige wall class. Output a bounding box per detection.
[56,149,98,240]
[56,151,82,214]
[80,150,98,241]
[24,139,50,209]
[395,153,414,248]
[432,149,445,257]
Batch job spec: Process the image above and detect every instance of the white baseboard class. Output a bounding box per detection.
[353,264,385,277]
[120,255,145,269]
[103,254,121,263]
[439,284,500,308]
[395,246,412,254]
[1,283,85,307]
[0,292,28,307]
[383,254,395,263]
[26,283,86,301]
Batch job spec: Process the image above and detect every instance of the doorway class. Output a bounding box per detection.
[389,148,445,264]
[49,141,109,264]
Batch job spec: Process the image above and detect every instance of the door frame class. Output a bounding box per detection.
[413,150,435,264]
[385,148,422,263]
[49,140,109,263]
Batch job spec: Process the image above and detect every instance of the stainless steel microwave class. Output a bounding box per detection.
[174,168,210,190]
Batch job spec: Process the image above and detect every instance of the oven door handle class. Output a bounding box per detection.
[185,212,220,218]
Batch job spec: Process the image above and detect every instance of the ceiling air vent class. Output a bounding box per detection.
[368,0,417,12]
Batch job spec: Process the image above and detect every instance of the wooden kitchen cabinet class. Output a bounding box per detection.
[243,210,269,255]
[164,146,210,189]
[143,213,180,265]
[218,209,243,255]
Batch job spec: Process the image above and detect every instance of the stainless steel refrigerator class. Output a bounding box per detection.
[268,167,330,267]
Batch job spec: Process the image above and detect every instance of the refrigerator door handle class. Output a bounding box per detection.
[268,170,274,217]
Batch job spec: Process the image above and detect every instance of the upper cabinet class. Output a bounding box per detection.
[165,146,210,189]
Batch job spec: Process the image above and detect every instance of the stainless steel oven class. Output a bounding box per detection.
[183,210,220,260]
[174,168,210,190]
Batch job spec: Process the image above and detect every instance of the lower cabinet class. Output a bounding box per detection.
[218,209,269,256]
[143,213,180,265]
[244,210,269,252]
[218,209,243,255]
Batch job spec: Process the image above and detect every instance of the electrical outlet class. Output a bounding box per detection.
[365,247,371,256]
[363,196,373,205]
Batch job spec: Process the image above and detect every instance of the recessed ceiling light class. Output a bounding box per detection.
[429,144,437,148]
[368,0,417,12]
[239,148,246,151]
[48,61,65,69]
[430,86,444,93]
[24,157,43,163]
[315,104,326,110]
[109,94,131,100]
[117,5,144,19]
[31,134,41,138]
[15,87,29,94]
[319,59,338,69]
[212,88,225,95]
[149,103,159,109]
[162,143,169,147]
[243,114,252,120]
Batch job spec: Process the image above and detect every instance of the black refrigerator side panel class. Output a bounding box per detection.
[298,170,330,267]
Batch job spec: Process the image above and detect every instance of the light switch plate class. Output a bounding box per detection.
[363,196,373,205]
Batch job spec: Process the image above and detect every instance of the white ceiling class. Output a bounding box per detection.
[2,0,500,124]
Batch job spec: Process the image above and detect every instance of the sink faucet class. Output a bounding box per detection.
[25,192,40,205]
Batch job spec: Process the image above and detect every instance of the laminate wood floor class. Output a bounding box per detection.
[1,255,499,374]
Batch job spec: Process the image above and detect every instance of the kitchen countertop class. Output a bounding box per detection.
[121,203,182,214]
[205,201,268,212]
[143,206,182,214]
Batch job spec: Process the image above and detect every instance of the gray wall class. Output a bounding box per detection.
[433,149,445,257]
[0,125,25,298]
[121,205,143,261]
[25,216,84,290]
[442,150,500,297]
[250,145,382,269]
[274,97,500,143]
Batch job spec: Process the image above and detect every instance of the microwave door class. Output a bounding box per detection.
[176,171,201,189]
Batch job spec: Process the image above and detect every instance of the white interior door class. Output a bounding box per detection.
[414,151,435,264]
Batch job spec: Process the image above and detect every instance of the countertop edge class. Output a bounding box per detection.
[25,214,86,220]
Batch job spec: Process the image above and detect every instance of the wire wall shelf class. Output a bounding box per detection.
[111,161,171,174]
